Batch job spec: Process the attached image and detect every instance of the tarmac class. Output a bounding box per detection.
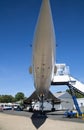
[0,111,84,130]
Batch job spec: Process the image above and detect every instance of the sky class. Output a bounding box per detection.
[0,0,84,97]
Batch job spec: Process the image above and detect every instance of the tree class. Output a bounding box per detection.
[0,95,15,103]
[15,92,25,101]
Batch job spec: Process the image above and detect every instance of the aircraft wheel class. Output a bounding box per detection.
[51,108,55,112]
[29,108,33,112]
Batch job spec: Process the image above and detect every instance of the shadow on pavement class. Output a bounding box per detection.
[31,111,47,129]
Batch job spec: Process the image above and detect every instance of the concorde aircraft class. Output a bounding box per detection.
[24,0,60,111]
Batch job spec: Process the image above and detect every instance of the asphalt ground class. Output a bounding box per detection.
[1,110,84,123]
[0,110,84,130]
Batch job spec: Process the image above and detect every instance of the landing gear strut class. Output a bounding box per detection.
[40,94,44,113]
[29,100,33,112]
[51,100,55,112]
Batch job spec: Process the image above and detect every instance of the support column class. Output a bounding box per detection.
[68,85,82,115]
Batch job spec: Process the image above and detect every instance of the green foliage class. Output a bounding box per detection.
[15,92,25,101]
[57,91,62,93]
[0,95,15,103]
[0,92,25,103]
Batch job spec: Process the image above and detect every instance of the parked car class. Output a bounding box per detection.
[14,105,23,111]
[0,106,3,112]
[2,105,12,110]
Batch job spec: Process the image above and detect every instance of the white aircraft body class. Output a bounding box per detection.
[26,0,84,113]
[32,0,56,99]
[26,0,60,111]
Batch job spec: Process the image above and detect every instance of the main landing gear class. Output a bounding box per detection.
[40,94,44,113]
[51,100,55,112]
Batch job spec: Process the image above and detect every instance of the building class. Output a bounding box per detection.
[54,92,74,110]
[54,91,84,112]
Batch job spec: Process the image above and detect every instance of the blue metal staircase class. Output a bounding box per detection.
[68,85,82,115]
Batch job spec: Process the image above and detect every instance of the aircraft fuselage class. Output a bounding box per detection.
[32,0,56,98]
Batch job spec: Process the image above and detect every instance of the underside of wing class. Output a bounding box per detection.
[23,91,61,105]
[23,91,38,105]
[47,91,61,104]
